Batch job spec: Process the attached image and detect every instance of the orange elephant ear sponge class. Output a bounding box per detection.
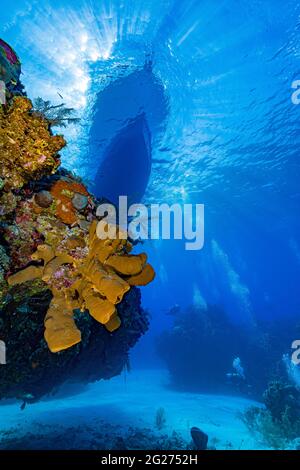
[50,180,89,225]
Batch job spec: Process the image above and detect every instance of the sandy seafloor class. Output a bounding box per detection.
[0,369,268,450]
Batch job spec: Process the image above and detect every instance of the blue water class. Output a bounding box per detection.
[1,0,300,450]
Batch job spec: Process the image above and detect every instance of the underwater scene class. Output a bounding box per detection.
[1,0,300,457]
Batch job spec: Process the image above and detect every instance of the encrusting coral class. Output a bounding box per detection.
[0,96,65,190]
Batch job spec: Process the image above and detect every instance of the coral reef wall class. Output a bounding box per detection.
[0,41,153,401]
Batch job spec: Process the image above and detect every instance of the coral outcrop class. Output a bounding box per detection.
[0,97,65,190]
[0,39,24,100]
[0,39,154,400]
[0,280,149,401]
[156,304,289,396]
[242,381,300,449]
[0,39,21,84]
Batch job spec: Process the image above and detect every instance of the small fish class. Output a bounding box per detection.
[18,393,34,410]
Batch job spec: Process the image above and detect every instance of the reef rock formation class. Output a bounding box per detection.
[0,280,148,401]
[156,304,288,396]
[0,38,24,100]
[0,40,154,400]
[0,97,64,190]
[190,427,208,450]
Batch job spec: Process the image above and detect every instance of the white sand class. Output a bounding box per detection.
[0,369,267,449]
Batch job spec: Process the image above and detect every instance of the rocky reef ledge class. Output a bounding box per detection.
[0,40,153,401]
